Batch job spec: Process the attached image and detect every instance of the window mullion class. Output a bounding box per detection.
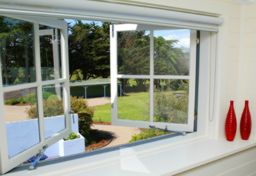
[0,35,9,172]
[110,25,118,123]
[34,23,45,142]
[149,29,154,126]
[60,28,71,131]
[187,30,197,131]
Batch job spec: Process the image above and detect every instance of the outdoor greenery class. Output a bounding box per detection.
[154,91,188,124]
[27,96,94,142]
[93,89,188,124]
[64,132,80,141]
[0,17,191,149]
[93,92,149,123]
[129,128,169,143]
[0,17,35,85]
[27,96,64,118]
[68,20,111,80]
[5,91,55,105]
[70,97,94,139]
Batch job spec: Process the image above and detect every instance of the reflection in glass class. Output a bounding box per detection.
[4,88,40,158]
[40,29,62,81]
[0,16,36,86]
[117,30,150,75]
[154,29,190,75]
[118,79,149,121]
[42,84,65,139]
[154,79,189,124]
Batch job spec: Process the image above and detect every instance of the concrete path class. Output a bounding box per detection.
[4,105,31,122]
[92,124,141,148]
[86,97,110,107]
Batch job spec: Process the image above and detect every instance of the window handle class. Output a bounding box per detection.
[149,125,187,136]
[29,145,48,170]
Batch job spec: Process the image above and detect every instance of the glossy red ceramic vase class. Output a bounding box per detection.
[225,101,237,141]
[240,100,252,140]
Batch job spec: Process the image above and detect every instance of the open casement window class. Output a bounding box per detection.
[0,15,70,174]
[111,24,197,132]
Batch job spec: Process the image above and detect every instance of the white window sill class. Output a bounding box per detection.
[5,134,256,176]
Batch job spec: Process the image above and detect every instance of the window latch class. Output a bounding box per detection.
[149,125,187,136]
[29,145,48,170]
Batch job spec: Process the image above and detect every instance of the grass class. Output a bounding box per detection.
[129,128,170,143]
[93,104,112,122]
[93,92,149,123]
[93,91,187,123]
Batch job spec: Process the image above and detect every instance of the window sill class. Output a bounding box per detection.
[5,134,256,176]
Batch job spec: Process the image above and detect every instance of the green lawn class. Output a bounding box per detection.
[93,91,187,123]
[93,92,149,123]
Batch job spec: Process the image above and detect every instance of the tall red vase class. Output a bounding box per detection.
[240,100,252,140]
[225,101,237,141]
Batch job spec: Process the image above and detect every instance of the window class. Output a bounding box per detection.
[111,24,197,132]
[0,16,70,174]
[0,1,221,174]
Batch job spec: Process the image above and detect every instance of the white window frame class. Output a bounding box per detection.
[111,24,197,132]
[0,1,221,174]
[0,15,71,174]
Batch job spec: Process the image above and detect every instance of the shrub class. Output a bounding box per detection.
[27,98,64,118]
[5,99,20,105]
[154,91,188,124]
[64,132,80,141]
[129,128,169,143]
[27,96,94,142]
[71,97,94,140]
[5,91,54,105]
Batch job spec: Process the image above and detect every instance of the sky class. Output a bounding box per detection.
[64,19,190,48]
[154,29,190,48]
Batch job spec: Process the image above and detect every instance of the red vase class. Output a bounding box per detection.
[225,101,237,141]
[240,100,252,140]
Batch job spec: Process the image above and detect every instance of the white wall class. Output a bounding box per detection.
[238,3,256,141]
[6,114,79,158]
[176,146,256,176]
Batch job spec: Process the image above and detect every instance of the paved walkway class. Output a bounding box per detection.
[92,124,141,147]
[86,97,110,107]
[4,105,31,122]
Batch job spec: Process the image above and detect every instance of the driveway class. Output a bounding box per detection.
[86,97,110,107]
[92,124,141,147]
[4,105,31,122]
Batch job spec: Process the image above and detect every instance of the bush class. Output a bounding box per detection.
[71,97,94,140]
[27,98,64,118]
[27,96,94,142]
[154,91,188,124]
[64,132,80,141]
[5,91,54,105]
[129,129,169,143]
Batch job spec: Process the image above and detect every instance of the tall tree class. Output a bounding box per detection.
[68,20,110,80]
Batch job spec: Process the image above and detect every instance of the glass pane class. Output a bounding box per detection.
[4,88,40,158]
[154,29,190,75]
[40,29,62,81]
[117,30,150,75]
[42,84,65,139]
[118,79,149,121]
[154,79,189,124]
[0,16,36,86]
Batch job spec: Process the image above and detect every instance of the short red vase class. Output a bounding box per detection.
[240,100,252,140]
[225,101,237,141]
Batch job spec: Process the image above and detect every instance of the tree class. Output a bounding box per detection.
[0,17,35,85]
[68,20,110,80]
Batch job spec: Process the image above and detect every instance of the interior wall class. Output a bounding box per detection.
[176,146,256,176]
[238,4,256,140]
